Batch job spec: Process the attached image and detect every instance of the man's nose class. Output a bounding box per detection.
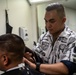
[46,21,52,27]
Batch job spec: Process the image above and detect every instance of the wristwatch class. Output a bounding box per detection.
[35,63,41,71]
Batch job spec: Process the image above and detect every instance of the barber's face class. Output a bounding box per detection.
[44,10,65,35]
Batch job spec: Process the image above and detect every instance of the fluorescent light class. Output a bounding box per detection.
[28,0,51,4]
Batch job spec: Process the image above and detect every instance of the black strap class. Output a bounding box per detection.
[35,63,41,71]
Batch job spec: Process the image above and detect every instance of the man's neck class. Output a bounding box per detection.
[6,62,25,72]
[52,27,65,46]
[4,61,23,71]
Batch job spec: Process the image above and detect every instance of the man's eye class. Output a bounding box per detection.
[45,20,47,23]
[44,19,56,23]
[49,20,55,23]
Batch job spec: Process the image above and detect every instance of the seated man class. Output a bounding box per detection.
[0,33,34,75]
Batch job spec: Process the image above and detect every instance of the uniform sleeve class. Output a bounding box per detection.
[61,38,76,64]
[33,34,46,62]
[33,32,52,63]
[61,40,76,74]
[33,33,47,57]
[60,60,76,75]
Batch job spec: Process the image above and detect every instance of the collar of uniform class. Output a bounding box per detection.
[6,63,25,72]
[58,25,68,37]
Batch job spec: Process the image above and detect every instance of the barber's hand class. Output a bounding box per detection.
[24,52,35,63]
[23,57,36,69]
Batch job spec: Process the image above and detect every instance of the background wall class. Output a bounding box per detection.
[0,0,36,49]
[65,7,76,31]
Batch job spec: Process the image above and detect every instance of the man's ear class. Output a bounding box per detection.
[62,17,66,23]
[2,55,8,66]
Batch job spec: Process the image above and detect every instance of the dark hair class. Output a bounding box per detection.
[0,33,25,62]
[46,2,65,18]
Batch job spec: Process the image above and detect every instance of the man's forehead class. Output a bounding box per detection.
[44,11,59,21]
[44,18,55,21]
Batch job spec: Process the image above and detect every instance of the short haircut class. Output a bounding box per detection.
[46,2,65,18]
[0,33,25,62]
